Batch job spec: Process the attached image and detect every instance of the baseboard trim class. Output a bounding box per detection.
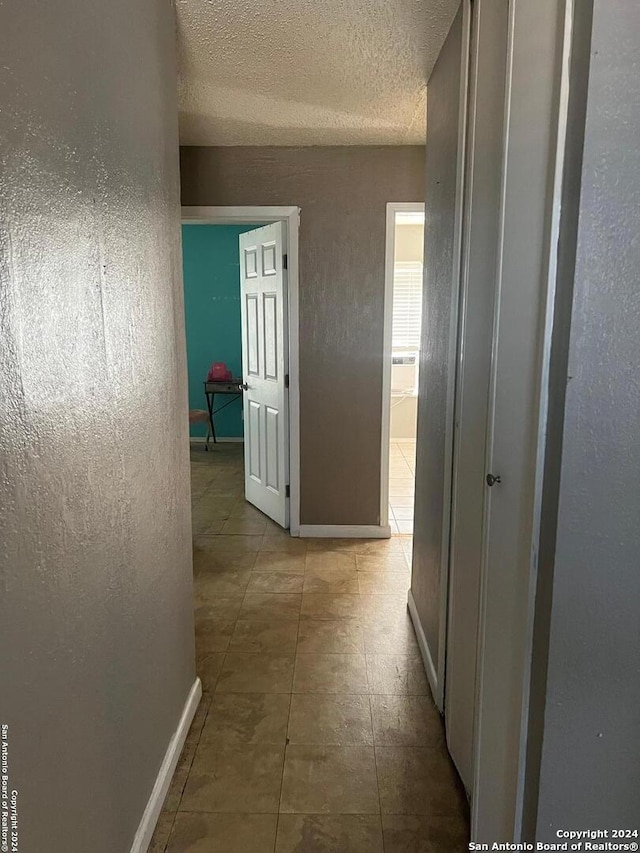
[407,590,439,703]
[298,524,392,539]
[130,677,202,853]
[189,437,243,444]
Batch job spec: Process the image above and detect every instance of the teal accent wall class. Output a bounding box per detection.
[182,224,262,438]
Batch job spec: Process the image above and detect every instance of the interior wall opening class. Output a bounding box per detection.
[384,205,426,537]
[181,208,301,535]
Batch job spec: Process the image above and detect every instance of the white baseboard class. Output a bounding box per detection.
[130,678,202,853]
[407,590,439,703]
[189,436,243,444]
[298,524,391,539]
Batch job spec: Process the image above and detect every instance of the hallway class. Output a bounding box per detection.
[151,444,468,852]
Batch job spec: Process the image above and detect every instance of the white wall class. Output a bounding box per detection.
[394,222,425,263]
[390,396,418,440]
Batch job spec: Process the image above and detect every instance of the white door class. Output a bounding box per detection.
[470,0,567,840]
[445,0,509,793]
[239,222,289,528]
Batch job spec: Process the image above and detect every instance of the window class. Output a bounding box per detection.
[392,261,423,350]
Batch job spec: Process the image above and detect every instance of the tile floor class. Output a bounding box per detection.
[150,443,468,852]
[389,441,416,535]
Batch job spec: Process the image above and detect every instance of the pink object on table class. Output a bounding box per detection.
[207,362,232,382]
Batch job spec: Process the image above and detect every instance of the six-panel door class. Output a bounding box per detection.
[239,222,289,528]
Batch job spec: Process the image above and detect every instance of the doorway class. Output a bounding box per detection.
[381,202,426,535]
[181,206,301,535]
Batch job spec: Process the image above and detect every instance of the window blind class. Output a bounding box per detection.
[392,261,423,349]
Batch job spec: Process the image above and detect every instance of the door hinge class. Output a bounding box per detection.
[283,253,288,270]
[284,373,290,389]
[285,484,290,498]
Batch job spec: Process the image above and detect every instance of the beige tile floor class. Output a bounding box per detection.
[150,443,468,852]
[389,441,416,535]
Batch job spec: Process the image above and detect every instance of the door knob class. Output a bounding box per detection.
[486,473,501,487]
[240,382,249,391]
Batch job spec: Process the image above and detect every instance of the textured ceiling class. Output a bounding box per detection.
[176,0,460,146]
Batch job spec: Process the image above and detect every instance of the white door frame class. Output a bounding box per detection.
[381,202,426,529]
[181,205,301,536]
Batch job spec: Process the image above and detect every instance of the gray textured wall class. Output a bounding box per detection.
[180,146,425,525]
[535,0,640,833]
[0,1,195,851]
[411,9,463,677]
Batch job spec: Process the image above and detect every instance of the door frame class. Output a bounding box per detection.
[181,205,301,536]
[381,201,426,530]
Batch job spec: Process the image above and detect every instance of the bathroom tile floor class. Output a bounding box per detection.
[150,443,468,852]
[389,441,416,535]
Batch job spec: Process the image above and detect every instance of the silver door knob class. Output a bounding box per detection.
[240,382,249,391]
[486,473,501,487]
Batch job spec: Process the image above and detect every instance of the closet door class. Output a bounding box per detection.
[445,0,510,793]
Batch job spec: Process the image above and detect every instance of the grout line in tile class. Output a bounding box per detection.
[174,695,212,819]
[363,582,384,838]
[274,692,293,849]
[161,811,177,853]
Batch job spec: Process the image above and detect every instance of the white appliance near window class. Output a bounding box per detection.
[391,350,419,394]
